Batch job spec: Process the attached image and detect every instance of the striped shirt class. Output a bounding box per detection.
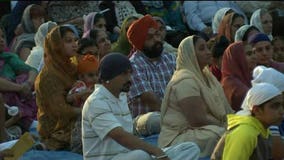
[128,51,176,117]
[82,84,132,160]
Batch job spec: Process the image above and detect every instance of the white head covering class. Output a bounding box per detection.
[26,21,57,72]
[212,7,232,34]
[250,9,273,40]
[252,65,284,92]
[234,25,251,42]
[237,83,281,116]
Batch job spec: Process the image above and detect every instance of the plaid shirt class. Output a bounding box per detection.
[128,51,176,118]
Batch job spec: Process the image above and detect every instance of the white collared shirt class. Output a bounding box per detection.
[82,84,133,160]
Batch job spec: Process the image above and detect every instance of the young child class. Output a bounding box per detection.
[67,54,99,108]
[211,82,284,160]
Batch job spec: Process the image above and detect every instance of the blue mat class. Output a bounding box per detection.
[20,150,83,160]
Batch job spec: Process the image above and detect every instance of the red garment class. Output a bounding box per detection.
[221,42,252,111]
[209,64,222,82]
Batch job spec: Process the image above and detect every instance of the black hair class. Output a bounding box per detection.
[59,26,74,38]
[243,26,260,41]
[210,35,230,59]
[77,38,97,54]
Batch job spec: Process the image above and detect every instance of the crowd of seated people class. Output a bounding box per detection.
[0,1,284,160]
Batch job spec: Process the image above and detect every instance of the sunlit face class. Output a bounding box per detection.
[231,16,244,41]
[94,18,106,32]
[261,13,273,34]
[95,30,111,58]
[244,44,257,72]
[254,95,284,127]
[32,17,45,31]
[253,41,273,66]
[63,31,78,57]
[0,28,6,52]
[195,37,212,69]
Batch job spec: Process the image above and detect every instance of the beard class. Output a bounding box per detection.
[143,42,163,59]
[121,81,132,92]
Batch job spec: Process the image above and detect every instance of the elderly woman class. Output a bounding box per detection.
[35,26,81,150]
[250,8,273,40]
[25,21,57,72]
[10,4,45,61]
[158,35,234,158]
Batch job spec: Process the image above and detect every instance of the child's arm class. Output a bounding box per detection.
[66,88,92,104]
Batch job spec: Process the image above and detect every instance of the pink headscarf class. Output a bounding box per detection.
[82,12,98,38]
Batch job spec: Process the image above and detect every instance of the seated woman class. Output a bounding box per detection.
[35,26,81,150]
[0,26,38,133]
[250,8,273,40]
[25,21,57,72]
[158,35,234,158]
[82,12,106,39]
[234,24,260,43]
[221,41,257,111]
[218,12,245,43]
[10,4,45,61]
[89,29,111,61]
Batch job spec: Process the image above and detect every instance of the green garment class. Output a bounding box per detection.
[111,14,142,56]
[0,52,37,80]
[223,114,270,160]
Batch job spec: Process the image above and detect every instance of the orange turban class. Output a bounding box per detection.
[127,14,159,51]
[77,54,99,74]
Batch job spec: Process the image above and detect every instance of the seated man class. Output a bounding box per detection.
[127,15,176,136]
[82,53,200,160]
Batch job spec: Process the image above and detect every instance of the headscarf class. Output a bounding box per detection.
[234,25,253,42]
[212,7,232,34]
[111,14,143,56]
[26,21,57,71]
[44,26,77,77]
[82,12,98,38]
[218,12,241,43]
[162,36,233,124]
[250,9,273,40]
[127,14,159,51]
[252,65,284,91]
[238,83,281,116]
[10,4,38,54]
[221,41,252,111]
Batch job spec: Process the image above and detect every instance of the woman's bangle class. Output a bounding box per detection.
[152,154,168,159]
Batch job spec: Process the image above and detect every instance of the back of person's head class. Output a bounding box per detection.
[238,82,281,116]
[77,38,97,55]
[98,53,131,83]
[208,35,230,59]
[127,14,159,51]
[252,65,284,92]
